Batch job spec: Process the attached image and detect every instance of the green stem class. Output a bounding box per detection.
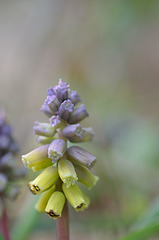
[56,200,69,240]
[0,209,10,240]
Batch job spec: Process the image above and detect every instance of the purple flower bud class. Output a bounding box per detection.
[47,87,56,96]
[68,104,89,124]
[54,79,69,102]
[1,124,12,135]
[55,79,69,90]
[40,102,55,118]
[62,124,85,140]
[0,173,7,192]
[58,100,74,121]
[68,91,81,105]
[33,121,56,137]
[0,153,14,169]
[49,116,62,128]
[0,134,10,149]
[67,146,96,169]
[67,127,94,143]
[57,89,68,102]
[45,95,60,112]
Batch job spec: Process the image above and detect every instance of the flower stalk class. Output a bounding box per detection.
[0,208,10,240]
[56,201,69,240]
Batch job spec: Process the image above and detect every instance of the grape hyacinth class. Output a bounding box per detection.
[0,111,26,240]
[22,79,99,221]
[0,111,25,207]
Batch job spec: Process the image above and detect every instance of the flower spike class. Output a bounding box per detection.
[22,79,98,221]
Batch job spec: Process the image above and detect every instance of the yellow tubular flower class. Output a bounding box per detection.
[28,166,59,194]
[58,159,78,188]
[31,159,52,172]
[33,122,56,137]
[45,191,65,219]
[74,164,99,189]
[36,135,57,145]
[62,183,89,212]
[22,144,49,169]
[35,185,56,212]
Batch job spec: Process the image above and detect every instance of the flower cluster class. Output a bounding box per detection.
[0,111,25,210]
[22,80,98,219]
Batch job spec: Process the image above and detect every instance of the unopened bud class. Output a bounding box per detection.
[68,104,89,124]
[28,166,59,194]
[49,115,62,129]
[62,183,89,211]
[0,153,14,169]
[45,191,65,219]
[74,164,99,189]
[48,139,66,162]
[47,87,56,96]
[57,89,68,102]
[33,122,56,137]
[50,115,64,129]
[36,135,57,145]
[67,146,96,169]
[0,134,10,149]
[58,159,78,188]
[68,127,94,143]
[35,185,55,212]
[62,124,84,141]
[40,102,54,118]
[1,124,12,135]
[58,100,74,121]
[22,144,49,168]
[45,95,60,112]
[68,90,81,105]
[54,79,69,101]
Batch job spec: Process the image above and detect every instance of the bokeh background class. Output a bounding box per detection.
[1,1,159,239]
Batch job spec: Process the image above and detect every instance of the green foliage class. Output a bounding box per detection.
[0,233,4,240]
[11,196,39,240]
[119,197,159,240]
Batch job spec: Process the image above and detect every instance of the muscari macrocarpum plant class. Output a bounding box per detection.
[0,110,26,240]
[22,79,99,240]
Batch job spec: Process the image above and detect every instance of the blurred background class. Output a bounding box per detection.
[1,0,159,239]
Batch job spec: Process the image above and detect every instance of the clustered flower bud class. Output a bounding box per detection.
[0,111,25,214]
[22,79,98,219]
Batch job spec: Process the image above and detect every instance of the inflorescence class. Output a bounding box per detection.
[22,79,99,219]
[0,111,25,213]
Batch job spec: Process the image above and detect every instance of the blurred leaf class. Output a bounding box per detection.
[132,196,159,230]
[119,197,159,240]
[118,220,159,240]
[11,194,39,240]
[0,233,4,240]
